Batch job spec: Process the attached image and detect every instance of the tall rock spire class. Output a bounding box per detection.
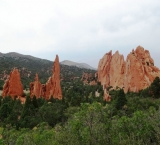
[30,55,62,100]
[2,68,24,98]
[30,73,42,98]
[45,55,62,100]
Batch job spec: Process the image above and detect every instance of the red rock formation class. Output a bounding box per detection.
[98,46,160,93]
[18,96,26,104]
[81,72,97,85]
[124,46,160,92]
[44,55,62,100]
[104,89,111,102]
[2,68,24,98]
[98,50,112,88]
[30,55,62,100]
[30,73,42,98]
[109,51,125,89]
[98,50,125,89]
[81,72,93,81]
[89,80,97,85]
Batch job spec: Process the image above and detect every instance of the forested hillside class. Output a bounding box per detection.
[0,52,96,90]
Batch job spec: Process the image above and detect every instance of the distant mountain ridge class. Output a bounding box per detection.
[61,60,96,70]
[0,52,45,61]
[0,52,96,70]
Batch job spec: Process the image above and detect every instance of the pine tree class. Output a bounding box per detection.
[149,77,160,98]
[21,95,31,119]
[115,89,127,110]
[0,103,10,120]
[32,96,38,108]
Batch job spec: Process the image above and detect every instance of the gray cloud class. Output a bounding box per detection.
[0,0,160,68]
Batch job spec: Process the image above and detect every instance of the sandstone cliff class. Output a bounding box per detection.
[30,55,62,100]
[98,46,160,93]
[2,68,24,98]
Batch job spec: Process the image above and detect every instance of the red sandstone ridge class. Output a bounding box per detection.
[30,55,62,100]
[2,68,24,98]
[98,46,160,93]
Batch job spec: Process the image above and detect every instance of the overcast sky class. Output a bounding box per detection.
[0,0,160,68]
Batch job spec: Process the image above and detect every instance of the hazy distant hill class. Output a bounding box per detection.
[61,60,96,70]
[0,52,42,60]
[0,52,96,89]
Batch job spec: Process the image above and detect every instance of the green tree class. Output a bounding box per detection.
[38,101,65,127]
[20,95,39,128]
[58,102,112,145]
[0,103,11,121]
[115,89,127,110]
[32,96,38,108]
[149,76,160,98]
[112,111,158,144]
[6,99,22,126]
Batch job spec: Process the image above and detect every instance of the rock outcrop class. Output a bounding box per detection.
[81,72,97,85]
[98,50,112,88]
[124,46,160,92]
[98,46,160,93]
[30,73,42,98]
[30,55,62,100]
[104,89,111,102]
[44,55,62,100]
[2,68,24,98]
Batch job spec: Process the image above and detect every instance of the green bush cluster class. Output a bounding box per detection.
[1,100,160,145]
[0,77,160,145]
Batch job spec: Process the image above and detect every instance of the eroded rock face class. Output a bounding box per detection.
[30,55,62,100]
[98,50,112,88]
[124,46,160,92]
[109,51,125,89]
[2,68,23,98]
[98,46,160,93]
[98,50,125,89]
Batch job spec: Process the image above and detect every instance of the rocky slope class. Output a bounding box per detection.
[98,46,160,92]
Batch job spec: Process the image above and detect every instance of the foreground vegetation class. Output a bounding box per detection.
[0,77,160,145]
